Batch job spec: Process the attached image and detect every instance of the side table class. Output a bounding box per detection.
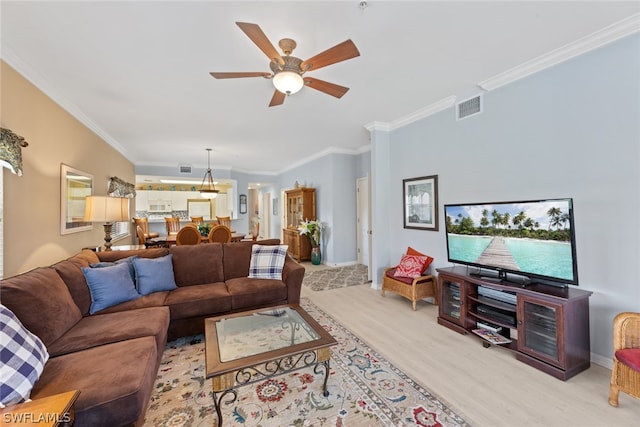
[0,390,80,426]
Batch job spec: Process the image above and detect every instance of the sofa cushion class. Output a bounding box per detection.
[52,250,102,316]
[226,277,288,310]
[82,262,141,314]
[31,337,159,427]
[170,243,224,286]
[163,282,231,320]
[248,244,288,280]
[47,307,170,362]
[92,291,169,315]
[222,239,281,280]
[0,267,82,347]
[89,255,137,281]
[0,304,49,406]
[96,247,169,263]
[132,254,178,295]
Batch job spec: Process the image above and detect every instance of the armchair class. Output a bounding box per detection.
[608,312,640,407]
[381,267,438,311]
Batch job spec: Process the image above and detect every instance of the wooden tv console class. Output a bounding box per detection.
[436,266,593,380]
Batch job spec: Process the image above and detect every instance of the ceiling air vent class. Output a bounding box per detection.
[456,95,482,121]
[178,165,192,174]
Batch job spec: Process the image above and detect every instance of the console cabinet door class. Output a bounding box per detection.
[439,275,466,327]
[517,296,564,369]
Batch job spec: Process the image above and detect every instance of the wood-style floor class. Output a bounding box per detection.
[301,281,639,427]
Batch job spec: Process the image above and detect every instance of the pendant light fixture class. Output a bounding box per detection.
[199,148,219,199]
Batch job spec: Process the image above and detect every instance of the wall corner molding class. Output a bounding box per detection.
[479,13,640,92]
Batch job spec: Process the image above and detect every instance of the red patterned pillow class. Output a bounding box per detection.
[393,254,428,279]
[407,246,434,273]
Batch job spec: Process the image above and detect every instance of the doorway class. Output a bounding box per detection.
[356,176,372,280]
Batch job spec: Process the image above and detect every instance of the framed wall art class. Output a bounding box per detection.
[61,164,93,234]
[239,194,247,214]
[403,175,438,231]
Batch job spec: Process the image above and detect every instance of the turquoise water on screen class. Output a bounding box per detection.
[448,234,574,280]
[447,235,492,263]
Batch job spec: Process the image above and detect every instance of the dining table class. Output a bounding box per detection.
[148,232,245,246]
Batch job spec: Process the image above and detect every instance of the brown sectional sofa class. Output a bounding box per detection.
[1,239,304,426]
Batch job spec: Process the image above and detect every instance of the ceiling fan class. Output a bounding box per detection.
[210,22,360,107]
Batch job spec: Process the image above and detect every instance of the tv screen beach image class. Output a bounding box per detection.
[444,199,577,283]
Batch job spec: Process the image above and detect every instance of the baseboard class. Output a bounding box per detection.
[591,352,612,369]
[323,260,358,268]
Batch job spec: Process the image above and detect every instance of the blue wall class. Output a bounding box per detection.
[371,34,640,362]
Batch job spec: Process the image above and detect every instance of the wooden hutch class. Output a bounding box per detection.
[283,187,316,261]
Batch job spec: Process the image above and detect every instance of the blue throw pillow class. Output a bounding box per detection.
[248,244,288,280]
[132,254,178,296]
[82,262,140,314]
[90,255,137,281]
[0,304,49,407]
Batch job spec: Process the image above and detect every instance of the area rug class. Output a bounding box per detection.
[143,298,472,427]
[302,264,369,291]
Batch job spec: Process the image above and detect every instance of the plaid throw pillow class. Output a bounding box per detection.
[0,304,49,407]
[248,244,289,280]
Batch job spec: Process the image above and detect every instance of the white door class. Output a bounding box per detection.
[261,192,271,239]
[356,176,372,279]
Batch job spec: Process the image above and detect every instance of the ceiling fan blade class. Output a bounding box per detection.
[303,77,349,99]
[300,39,360,72]
[236,22,284,65]
[269,90,286,107]
[210,72,271,79]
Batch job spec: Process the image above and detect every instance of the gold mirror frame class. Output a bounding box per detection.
[61,164,93,234]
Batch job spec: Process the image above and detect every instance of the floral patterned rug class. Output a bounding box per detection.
[143,298,472,427]
[302,264,370,291]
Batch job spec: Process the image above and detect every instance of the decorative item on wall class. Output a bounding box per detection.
[61,164,93,235]
[0,128,29,176]
[107,176,136,198]
[403,175,439,231]
[273,198,278,216]
[83,196,130,251]
[239,194,247,214]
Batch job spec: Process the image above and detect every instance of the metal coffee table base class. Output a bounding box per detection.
[211,348,331,426]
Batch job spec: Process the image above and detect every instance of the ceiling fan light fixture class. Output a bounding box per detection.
[199,148,219,199]
[273,71,304,95]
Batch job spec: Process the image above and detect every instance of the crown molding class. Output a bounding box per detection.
[479,13,640,91]
[364,95,457,133]
[278,146,365,174]
[1,47,131,160]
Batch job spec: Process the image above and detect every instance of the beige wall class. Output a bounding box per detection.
[1,61,135,277]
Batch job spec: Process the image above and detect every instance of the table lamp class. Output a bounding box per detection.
[84,196,130,251]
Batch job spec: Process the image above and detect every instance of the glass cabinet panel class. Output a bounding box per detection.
[522,300,559,361]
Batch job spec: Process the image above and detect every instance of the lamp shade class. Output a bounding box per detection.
[84,196,130,222]
[273,71,304,95]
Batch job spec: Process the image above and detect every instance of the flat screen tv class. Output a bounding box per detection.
[444,198,579,287]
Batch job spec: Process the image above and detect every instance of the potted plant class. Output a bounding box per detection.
[299,219,323,265]
[197,222,211,236]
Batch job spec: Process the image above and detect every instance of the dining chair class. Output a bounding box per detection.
[135,225,147,245]
[208,225,232,243]
[216,216,231,229]
[176,225,202,245]
[165,217,181,236]
[243,222,260,241]
[133,217,159,239]
[190,216,204,226]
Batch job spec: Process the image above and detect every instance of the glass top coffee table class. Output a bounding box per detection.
[204,304,337,426]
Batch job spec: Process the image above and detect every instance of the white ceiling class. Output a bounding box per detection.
[2,1,639,175]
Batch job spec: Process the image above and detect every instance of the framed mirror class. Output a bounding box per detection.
[61,164,93,234]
